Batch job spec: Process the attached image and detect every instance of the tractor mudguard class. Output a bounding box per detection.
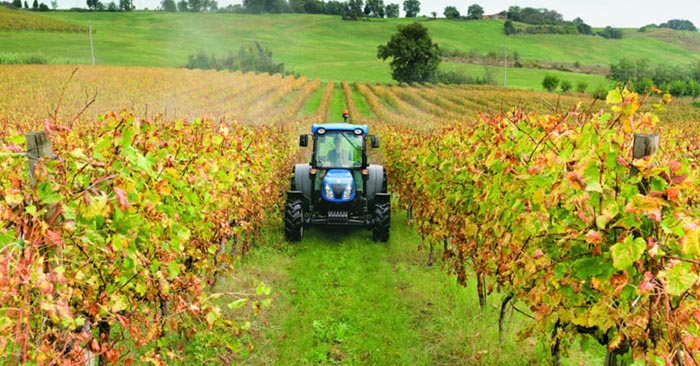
[374,192,390,204]
[366,165,387,200]
[293,164,313,200]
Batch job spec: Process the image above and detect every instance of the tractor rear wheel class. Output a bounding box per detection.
[284,199,303,242]
[372,202,390,242]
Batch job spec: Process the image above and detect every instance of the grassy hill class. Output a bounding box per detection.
[1,9,699,90]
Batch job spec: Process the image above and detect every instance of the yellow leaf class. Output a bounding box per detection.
[683,228,700,257]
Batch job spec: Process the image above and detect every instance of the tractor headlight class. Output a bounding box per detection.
[324,182,333,199]
[342,184,353,199]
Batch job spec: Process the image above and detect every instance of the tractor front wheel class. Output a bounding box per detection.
[284,199,304,242]
[372,202,390,242]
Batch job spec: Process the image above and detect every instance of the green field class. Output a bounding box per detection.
[1,10,699,89]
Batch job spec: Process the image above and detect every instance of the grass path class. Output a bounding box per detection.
[225,212,605,366]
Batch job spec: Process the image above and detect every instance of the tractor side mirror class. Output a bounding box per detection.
[299,134,308,147]
[370,135,380,148]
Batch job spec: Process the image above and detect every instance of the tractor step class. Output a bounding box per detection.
[328,210,349,224]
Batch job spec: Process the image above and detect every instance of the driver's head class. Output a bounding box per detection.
[334,135,342,148]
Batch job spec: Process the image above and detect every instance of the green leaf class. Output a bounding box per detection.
[227,298,248,310]
[572,257,613,280]
[168,261,180,280]
[660,262,699,296]
[256,283,271,296]
[611,236,646,270]
[38,182,62,204]
[123,145,151,173]
[25,205,39,217]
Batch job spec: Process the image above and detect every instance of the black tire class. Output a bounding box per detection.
[284,199,303,242]
[372,202,390,242]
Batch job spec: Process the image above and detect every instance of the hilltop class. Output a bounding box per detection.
[1,10,699,89]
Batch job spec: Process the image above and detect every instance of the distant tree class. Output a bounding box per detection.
[38,2,49,10]
[32,0,37,9]
[402,0,418,17]
[443,6,459,19]
[161,0,176,11]
[364,0,384,17]
[187,0,201,11]
[573,17,592,34]
[560,79,572,93]
[430,11,436,19]
[24,0,28,8]
[542,74,559,92]
[176,0,188,11]
[377,22,441,83]
[503,19,517,35]
[507,6,563,24]
[323,0,347,15]
[385,3,398,18]
[344,0,363,19]
[598,26,623,39]
[660,19,697,31]
[12,0,22,8]
[119,0,132,10]
[208,0,217,10]
[324,0,344,14]
[50,0,57,8]
[86,0,95,9]
[466,4,483,20]
[243,0,288,13]
[238,42,285,74]
[107,1,116,10]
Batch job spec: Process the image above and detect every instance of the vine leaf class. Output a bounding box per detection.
[659,262,699,296]
[611,236,645,271]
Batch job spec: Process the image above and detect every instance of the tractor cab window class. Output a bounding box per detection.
[316,131,362,168]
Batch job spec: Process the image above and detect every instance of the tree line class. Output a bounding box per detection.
[159,0,422,18]
[3,0,52,11]
[608,59,700,97]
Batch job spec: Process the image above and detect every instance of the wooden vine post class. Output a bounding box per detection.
[26,131,60,269]
[604,132,660,366]
[27,133,96,365]
[26,131,56,185]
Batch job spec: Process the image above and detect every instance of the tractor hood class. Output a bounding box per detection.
[321,169,356,203]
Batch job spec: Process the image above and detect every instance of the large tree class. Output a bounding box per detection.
[661,19,697,31]
[466,4,483,20]
[161,0,176,10]
[377,22,440,83]
[402,0,418,17]
[385,3,398,18]
[443,6,459,19]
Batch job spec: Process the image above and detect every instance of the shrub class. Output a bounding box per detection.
[576,80,588,93]
[542,74,559,92]
[559,79,572,93]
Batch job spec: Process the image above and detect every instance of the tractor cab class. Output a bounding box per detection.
[285,121,390,242]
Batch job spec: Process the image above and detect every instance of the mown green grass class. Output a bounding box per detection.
[1,10,699,87]
[215,211,606,366]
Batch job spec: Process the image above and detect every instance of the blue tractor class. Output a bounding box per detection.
[284,122,390,242]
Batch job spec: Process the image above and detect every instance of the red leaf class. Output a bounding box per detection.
[113,187,130,209]
[45,229,63,248]
[585,230,602,245]
[639,272,655,293]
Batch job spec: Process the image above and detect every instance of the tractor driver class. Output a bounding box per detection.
[326,134,352,167]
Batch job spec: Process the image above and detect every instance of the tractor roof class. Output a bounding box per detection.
[312,123,368,135]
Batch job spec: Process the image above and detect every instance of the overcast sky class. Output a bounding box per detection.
[55,0,700,28]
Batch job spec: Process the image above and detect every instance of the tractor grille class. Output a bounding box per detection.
[328,210,349,224]
[331,183,347,199]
